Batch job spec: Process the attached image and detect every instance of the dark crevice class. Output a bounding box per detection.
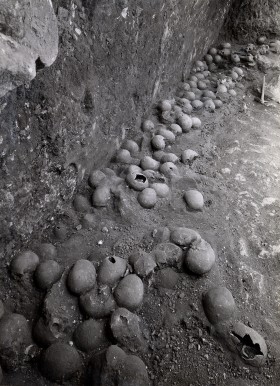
[35,57,46,72]
[109,256,116,263]
[231,331,263,358]
[135,174,146,183]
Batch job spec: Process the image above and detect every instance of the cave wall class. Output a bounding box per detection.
[0,0,232,250]
[223,0,280,41]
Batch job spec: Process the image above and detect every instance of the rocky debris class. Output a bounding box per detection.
[67,259,96,295]
[185,239,215,275]
[73,319,108,353]
[0,313,32,370]
[153,242,183,268]
[114,274,144,311]
[0,0,58,97]
[10,250,40,276]
[230,322,267,367]
[80,285,117,318]
[98,345,150,386]
[129,250,156,278]
[34,260,63,290]
[170,227,201,246]
[202,287,236,325]
[154,268,180,289]
[110,308,145,351]
[40,342,82,382]
[98,256,127,287]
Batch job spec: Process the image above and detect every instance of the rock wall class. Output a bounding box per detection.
[0,0,58,97]
[223,0,280,41]
[0,0,232,250]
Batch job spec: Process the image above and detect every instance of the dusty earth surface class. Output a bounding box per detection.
[0,0,231,248]
[0,41,280,385]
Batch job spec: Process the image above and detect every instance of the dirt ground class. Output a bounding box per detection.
[1,41,280,385]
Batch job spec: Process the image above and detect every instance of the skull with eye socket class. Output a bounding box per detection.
[231,53,240,63]
[258,44,269,55]
[219,48,231,58]
[246,43,256,53]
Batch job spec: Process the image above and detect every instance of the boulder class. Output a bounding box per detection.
[0,0,58,97]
